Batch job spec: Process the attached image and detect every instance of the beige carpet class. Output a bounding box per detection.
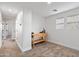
[0,39,79,57]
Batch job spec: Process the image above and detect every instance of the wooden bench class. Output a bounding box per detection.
[32,33,47,47]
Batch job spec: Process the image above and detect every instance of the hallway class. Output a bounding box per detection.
[0,39,21,57]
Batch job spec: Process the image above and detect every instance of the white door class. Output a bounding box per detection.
[0,11,2,48]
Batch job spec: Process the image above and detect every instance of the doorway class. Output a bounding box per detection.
[1,9,17,40]
[0,6,22,49]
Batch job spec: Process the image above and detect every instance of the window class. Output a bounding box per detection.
[56,18,64,29]
[67,15,79,29]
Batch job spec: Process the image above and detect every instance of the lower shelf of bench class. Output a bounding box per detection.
[32,39,47,48]
[32,39,46,44]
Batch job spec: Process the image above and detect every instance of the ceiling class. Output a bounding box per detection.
[0,2,79,18]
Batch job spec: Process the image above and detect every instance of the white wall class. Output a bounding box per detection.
[16,8,32,52]
[22,8,32,51]
[46,7,79,51]
[16,11,23,51]
[32,12,45,33]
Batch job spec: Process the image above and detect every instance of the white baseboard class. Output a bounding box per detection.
[15,39,31,52]
[48,40,64,46]
[22,47,32,52]
[47,40,79,51]
[15,39,24,52]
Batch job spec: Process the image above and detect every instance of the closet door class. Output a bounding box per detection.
[0,11,2,48]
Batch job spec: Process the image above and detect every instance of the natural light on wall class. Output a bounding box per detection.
[56,14,79,30]
[67,15,79,29]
